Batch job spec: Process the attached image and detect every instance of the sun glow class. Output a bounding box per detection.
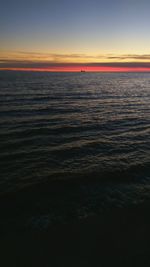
[1,66,150,72]
[1,50,150,72]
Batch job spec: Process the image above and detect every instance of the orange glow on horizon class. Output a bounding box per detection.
[1,66,150,72]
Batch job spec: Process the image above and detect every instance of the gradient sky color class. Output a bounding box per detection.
[1,0,150,71]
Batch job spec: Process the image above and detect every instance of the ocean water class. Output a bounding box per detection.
[0,71,150,226]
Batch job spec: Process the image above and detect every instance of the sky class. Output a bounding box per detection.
[1,0,150,71]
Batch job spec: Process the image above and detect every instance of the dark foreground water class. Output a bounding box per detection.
[0,71,150,227]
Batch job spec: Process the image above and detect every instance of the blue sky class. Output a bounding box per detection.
[1,0,150,70]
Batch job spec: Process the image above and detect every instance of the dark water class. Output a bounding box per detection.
[0,71,150,226]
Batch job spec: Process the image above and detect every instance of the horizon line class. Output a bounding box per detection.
[1,67,150,73]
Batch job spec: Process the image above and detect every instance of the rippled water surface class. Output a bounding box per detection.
[1,71,150,225]
[0,71,150,197]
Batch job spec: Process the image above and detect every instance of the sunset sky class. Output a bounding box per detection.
[1,0,150,72]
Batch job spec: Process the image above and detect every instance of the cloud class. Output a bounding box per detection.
[1,59,150,69]
[105,54,150,60]
[1,51,150,69]
[13,51,150,61]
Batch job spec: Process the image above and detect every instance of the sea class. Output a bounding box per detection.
[0,71,150,228]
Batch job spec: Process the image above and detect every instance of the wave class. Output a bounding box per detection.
[0,71,150,195]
